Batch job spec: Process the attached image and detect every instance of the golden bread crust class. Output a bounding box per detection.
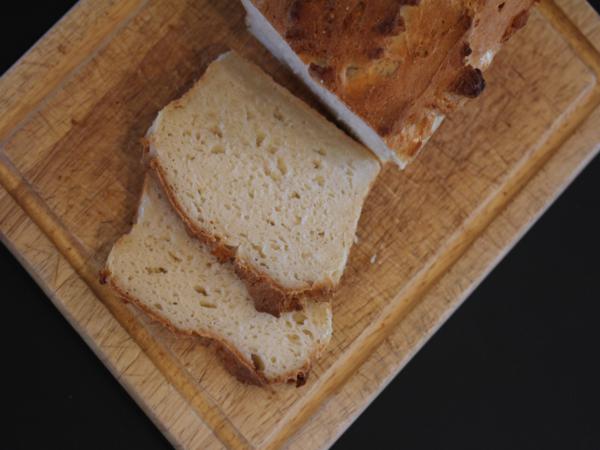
[250,0,536,162]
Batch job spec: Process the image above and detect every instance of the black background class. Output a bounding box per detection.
[2,2,599,449]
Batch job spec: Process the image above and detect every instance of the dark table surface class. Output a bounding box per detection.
[2,2,600,449]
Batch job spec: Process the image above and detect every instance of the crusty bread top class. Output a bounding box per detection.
[147,52,380,315]
[104,176,332,384]
[248,0,536,163]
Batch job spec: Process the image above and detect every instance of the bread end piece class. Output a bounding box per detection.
[242,0,536,168]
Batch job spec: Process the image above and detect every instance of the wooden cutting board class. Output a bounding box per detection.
[1,1,599,448]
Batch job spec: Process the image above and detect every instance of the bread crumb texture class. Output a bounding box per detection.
[149,52,379,297]
[106,177,332,383]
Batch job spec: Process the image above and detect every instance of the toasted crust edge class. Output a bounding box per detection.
[150,159,335,317]
[99,268,319,387]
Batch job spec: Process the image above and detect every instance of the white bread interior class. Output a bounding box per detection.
[147,52,380,313]
[104,176,332,384]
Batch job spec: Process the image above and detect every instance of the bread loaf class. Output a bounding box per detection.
[147,52,380,316]
[103,176,332,385]
[241,0,536,167]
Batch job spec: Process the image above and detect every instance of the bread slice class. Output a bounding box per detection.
[103,176,332,385]
[147,51,380,316]
[241,0,536,167]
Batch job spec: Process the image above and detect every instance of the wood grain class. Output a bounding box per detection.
[1,1,599,448]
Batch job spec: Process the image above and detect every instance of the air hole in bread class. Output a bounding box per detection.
[251,243,267,259]
[194,285,208,296]
[168,251,182,263]
[145,266,167,274]
[251,353,265,371]
[211,144,225,154]
[287,334,300,344]
[256,131,266,147]
[264,165,280,182]
[293,312,307,325]
[277,157,288,176]
[209,126,223,138]
[302,329,313,338]
[199,301,217,308]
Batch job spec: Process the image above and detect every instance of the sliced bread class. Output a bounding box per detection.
[241,0,535,167]
[103,176,333,385]
[147,51,380,316]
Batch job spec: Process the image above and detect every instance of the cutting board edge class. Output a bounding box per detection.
[307,122,600,450]
[1,1,599,449]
